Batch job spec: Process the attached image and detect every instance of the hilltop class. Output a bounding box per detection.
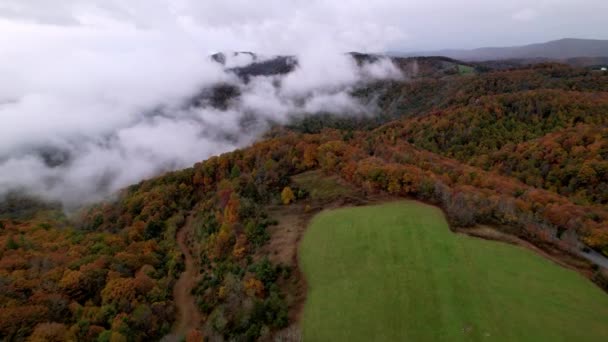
[393,38,608,62]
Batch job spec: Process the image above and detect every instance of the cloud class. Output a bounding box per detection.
[281,51,360,96]
[0,8,403,207]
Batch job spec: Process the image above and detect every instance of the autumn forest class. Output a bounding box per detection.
[2,58,608,341]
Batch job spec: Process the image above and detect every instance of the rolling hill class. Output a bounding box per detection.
[394,38,608,62]
[1,56,608,341]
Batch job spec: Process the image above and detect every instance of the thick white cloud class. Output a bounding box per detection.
[0,2,406,206]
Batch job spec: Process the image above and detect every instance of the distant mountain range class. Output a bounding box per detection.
[391,38,608,62]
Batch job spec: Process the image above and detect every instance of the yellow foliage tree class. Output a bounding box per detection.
[232,234,247,259]
[303,145,317,168]
[244,277,265,297]
[281,187,295,205]
[223,193,240,224]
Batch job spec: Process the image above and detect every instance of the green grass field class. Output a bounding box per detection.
[457,64,475,75]
[300,201,608,341]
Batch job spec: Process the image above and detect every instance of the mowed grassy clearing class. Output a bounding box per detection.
[300,201,608,341]
[292,170,356,202]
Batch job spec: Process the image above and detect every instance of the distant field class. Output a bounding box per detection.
[457,64,475,74]
[292,170,356,202]
[300,201,608,341]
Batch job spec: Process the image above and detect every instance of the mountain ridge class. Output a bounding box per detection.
[391,38,608,62]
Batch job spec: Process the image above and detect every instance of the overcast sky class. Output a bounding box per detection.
[0,0,606,53]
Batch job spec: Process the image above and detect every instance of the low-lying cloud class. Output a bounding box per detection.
[0,16,402,207]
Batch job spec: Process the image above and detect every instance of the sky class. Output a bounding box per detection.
[0,0,606,206]
[0,0,606,52]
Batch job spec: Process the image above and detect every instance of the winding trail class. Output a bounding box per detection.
[171,219,202,338]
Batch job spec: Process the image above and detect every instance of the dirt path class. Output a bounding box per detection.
[171,219,202,339]
[261,195,394,324]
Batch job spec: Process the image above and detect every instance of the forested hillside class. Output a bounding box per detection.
[1,61,608,341]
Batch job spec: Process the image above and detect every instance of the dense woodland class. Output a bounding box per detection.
[1,61,608,341]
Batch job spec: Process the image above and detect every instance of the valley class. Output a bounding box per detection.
[2,1,608,340]
[1,57,608,341]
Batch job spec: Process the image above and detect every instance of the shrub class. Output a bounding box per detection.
[281,187,295,205]
[144,220,166,240]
